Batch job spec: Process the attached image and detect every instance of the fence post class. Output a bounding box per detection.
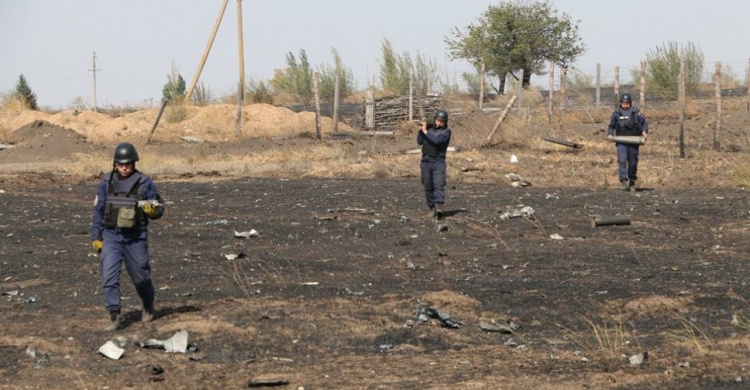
[408,67,414,120]
[478,63,485,110]
[548,62,554,124]
[333,75,340,133]
[365,90,374,130]
[595,63,601,107]
[313,72,322,140]
[235,82,243,137]
[560,66,567,115]
[679,59,686,158]
[714,61,722,150]
[639,61,646,111]
[517,68,524,110]
[614,66,620,107]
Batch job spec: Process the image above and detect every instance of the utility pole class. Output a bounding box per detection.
[90,51,99,112]
[185,0,230,103]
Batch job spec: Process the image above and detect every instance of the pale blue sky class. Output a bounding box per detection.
[1,0,748,109]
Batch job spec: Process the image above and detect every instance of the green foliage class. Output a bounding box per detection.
[378,39,439,96]
[445,0,585,93]
[14,74,38,110]
[643,41,704,100]
[190,82,213,106]
[317,47,356,104]
[246,78,274,104]
[162,65,186,102]
[270,50,313,105]
[461,71,481,99]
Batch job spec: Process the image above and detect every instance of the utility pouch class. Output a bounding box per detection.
[117,207,137,228]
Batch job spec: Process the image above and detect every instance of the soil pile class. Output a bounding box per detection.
[0,120,105,164]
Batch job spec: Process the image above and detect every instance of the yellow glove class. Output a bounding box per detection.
[92,240,103,253]
[142,203,160,218]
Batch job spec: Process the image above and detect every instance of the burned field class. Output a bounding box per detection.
[0,175,748,389]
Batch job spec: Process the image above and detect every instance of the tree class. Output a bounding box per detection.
[14,74,38,110]
[270,49,313,105]
[317,47,356,107]
[641,42,704,100]
[162,65,186,102]
[378,39,440,96]
[445,1,585,93]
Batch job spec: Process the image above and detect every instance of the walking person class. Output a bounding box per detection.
[91,142,164,330]
[607,93,649,191]
[417,109,452,218]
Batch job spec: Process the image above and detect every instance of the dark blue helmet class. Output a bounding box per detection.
[113,142,139,164]
[620,93,632,103]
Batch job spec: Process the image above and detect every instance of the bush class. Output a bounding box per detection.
[643,42,704,100]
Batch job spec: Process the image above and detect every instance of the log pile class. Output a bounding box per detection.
[363,95,441,130]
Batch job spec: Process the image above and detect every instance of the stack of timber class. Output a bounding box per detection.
[362,95,441,130]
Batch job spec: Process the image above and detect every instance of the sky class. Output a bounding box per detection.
[1,0,748,109]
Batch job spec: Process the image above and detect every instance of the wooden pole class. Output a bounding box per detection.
[560,66,567,114]
[313,72,322,140]
[484,95,518,145]
[517,68,524,110]
[479,63,485,110]
[333,75,340,133]
[595,63,601,107]
[614,66,620,107]
[639,61,646,111]
[746,58,750,111]
[146,99,170,145]
[408,66,414,120]
[235,82,242,137]
[548,62,554,124]
[714,61,722,150]
[236,0,245,97]
[365,90,374,130]
[91,52,98,112]
[679,58,686,158]
[416,72,424,120]
[185,0,230,103]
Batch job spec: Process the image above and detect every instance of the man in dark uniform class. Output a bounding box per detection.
[417,109,452,218]
[607,93,649,191]
[91,142,164,330]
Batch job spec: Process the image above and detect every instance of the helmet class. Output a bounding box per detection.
[113,142,139,164]
[434,109,449,123]
[620,93,632,103]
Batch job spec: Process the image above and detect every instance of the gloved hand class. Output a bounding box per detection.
[92,240,103,253]
[607,134,614,141]
[142,203,160,218]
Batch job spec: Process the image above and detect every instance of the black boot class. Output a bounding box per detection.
[105,309,122,331]
[142,301,155,323]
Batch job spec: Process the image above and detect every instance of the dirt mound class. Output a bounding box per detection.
[0,120,105,164]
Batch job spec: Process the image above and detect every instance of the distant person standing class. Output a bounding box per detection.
[607,93,649,191]
[91,142,164,330]
[417,109,452,218]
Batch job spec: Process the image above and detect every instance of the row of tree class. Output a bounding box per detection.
[2,1,722,111]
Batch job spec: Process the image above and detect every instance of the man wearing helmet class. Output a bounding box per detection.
[91,142,165,330]
[417,109,452,218]
[607,93,649,191]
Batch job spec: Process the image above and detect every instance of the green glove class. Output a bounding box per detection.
[92,240,103,253]
[142,203,160,218]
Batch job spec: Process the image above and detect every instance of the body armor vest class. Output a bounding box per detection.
[615,107,642,136]
[103,172,145,229]
[421,128,449,158]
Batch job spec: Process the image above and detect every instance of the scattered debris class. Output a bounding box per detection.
[543,136,583,149]
[498,205,535,220]
[134,330,189,353]
[248,378,290,387]
[549,234,564,240]
[509,154,518,163]
[99,340,125,360]
[436,224,448,232]
[592,215,631,227]
[629,351,648,365]
[222,253,246,260]
[180,136,205,143]
[234,229,259,238]
[505,173,532,187]
[416,303,462,329]
[479,319,521,334]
